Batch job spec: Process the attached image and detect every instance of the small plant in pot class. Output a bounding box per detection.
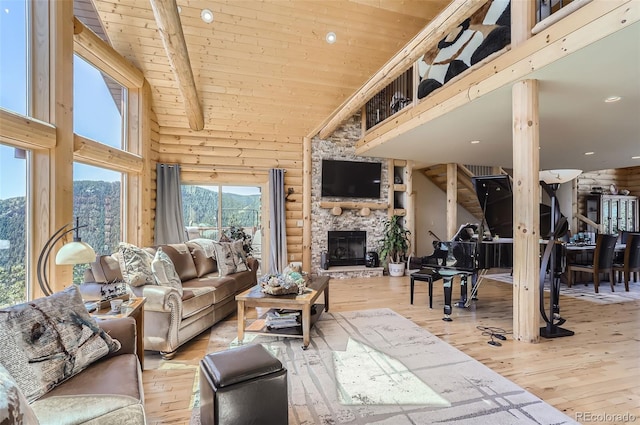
[379,215,411,277]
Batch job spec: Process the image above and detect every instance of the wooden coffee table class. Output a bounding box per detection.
[236,275,329,349]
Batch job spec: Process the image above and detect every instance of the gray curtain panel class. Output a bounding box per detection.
[268,168,288,274]
[155,163,187,245]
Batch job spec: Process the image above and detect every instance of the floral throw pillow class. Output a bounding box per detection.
[0,363,40,425]
[151,247,184,297]
[0,286,121,403]
[118,242,154,287]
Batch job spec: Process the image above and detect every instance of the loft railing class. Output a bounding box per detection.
[364,68,413,130]
[358,0,590,137]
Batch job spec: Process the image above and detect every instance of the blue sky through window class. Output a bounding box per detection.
[0,0,121,200]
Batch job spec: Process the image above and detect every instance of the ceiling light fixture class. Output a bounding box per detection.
[470,140,480,144]
[604,96,622,103]
[584,151,595,155]
[325,32,337,44]
[633,156,640,159]
[201,9,214,23]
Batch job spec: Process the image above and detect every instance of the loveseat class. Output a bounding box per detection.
[81,241,259,359]
[0,287,145,425]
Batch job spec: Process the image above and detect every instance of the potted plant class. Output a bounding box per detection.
[379,215,411,277]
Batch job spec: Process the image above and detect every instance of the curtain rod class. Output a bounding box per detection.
[165,163,286,173]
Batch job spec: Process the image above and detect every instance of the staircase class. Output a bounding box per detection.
[420,164,507,221]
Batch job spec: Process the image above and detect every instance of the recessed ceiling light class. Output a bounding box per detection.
[470,140,480,144]
[584,151,595,155]
[633,156,640,159]
[604,96,622,103]
[201,9,214,23]
[325,32,337,44]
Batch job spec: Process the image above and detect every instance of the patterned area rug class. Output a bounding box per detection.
[191,308,578,425]
[485,273,640,304]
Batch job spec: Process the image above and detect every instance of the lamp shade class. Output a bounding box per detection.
[55,241,96,265]
[539,169,582,184]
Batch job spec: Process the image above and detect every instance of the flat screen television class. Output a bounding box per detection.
[321,159,381,198]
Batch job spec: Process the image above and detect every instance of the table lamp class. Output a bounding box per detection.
[538,169,581,338]
[37,217,96,296]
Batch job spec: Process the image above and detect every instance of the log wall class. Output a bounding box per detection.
[157,128,303,265]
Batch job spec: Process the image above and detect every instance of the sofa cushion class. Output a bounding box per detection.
[118,242,155,287]
[31,395,144,425]
[211,240,250,276]
[186,242,218,277]
[90,254,124,283]
[160,244,198,282]
[183,276,237,305]
[0,286,121,403]
[0,363,40,425]
[151,247,184,297]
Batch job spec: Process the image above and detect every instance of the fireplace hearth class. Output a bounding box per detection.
[327,231,366,267]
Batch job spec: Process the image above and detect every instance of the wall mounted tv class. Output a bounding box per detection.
[321,159,382,198]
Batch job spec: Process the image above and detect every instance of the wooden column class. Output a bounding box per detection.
[511,0,536,47]
[512,79,540,343]
[29,1,74,297]
[446,163,457,239]
[302,136,312,273]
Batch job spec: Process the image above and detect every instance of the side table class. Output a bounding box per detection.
[92,297,146,369]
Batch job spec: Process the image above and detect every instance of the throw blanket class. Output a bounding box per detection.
[189,238,217,258]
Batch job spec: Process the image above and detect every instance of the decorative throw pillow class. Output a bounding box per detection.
[212,242,237,276]
[0,363,40,425]
[118,242,155,287]
[0,286,121,403]
[230,240,249,272]
[151,247,184,297]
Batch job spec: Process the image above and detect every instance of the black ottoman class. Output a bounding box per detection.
[199,344,288,425]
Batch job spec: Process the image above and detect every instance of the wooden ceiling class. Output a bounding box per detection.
[86,0,451,138]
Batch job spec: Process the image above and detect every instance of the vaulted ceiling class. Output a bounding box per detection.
[83,0,451,138]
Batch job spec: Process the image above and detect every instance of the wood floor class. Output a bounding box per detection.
[142,275,640,425]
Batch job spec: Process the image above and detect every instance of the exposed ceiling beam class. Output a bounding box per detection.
[313,0,486,139]
[73,17,144,88]
[149,0,204,131]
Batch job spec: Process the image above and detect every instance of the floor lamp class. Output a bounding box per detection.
[37,217,96,296]
[538,169,581,338]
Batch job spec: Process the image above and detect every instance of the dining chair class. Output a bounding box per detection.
[613,233,640,291]
[566,233,617,293]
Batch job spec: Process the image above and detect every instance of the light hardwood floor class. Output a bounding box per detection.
[142,275,640,425]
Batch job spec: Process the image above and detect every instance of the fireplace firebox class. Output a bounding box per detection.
[327,231,366,267]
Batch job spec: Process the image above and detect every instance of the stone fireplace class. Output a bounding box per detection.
[327,231,366,267]
[311,113,388,278]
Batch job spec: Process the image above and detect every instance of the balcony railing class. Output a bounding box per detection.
[364,68,413,130]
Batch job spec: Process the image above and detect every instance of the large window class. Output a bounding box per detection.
[73,54,127,149]
[0,143,28,307]
[0,0,28,115]
[182,185,262,260]
[73,163,122,282]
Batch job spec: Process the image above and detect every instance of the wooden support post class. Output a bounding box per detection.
[511,0,536,47]
[302,137,312,273]
[446,163,457,239]
[512,79,540,343]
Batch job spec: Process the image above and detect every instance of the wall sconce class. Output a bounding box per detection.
[37,217,96,296]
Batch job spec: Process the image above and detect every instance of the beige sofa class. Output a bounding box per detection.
[82,241,259,359]
[0,316,145,425]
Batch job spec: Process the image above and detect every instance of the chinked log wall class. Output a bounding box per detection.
[155,127,303,264]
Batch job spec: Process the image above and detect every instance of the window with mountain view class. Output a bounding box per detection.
[73,163,122,283]
[0,144,28,308]
[182,185,262,262]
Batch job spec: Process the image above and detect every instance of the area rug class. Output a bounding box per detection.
[191,308,578,424]
[485,272,640,304]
